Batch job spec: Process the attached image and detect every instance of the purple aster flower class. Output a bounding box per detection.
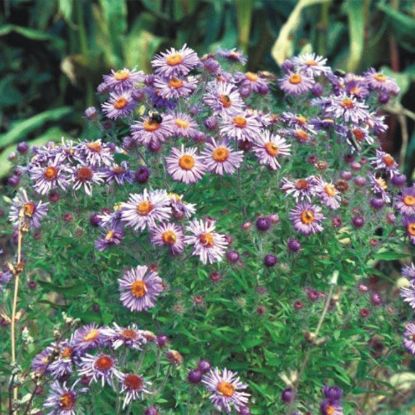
[101,324,149,350]
[279,71,314,95]
[365,68,400,95]
[102,90,137,119]
[120,372,151,409]
[71,324,104,352]
[168,193,196,219]
[44,381,77,415]
[252,131,291,170]
[102,161,134,185]
[29,160,69,195]
[150,222,185,255]
[368,174,391,203]
[171,113,200,138]
[202,367,250,413]
[153,75,197,99]
[151,44,200,77]
[185,219,228,264]
[75,140,114,167]
[32,346,54,375]
[79,353,122,387]
[325,94,369,123]
[281,176,318,202]
[401,280,415,309]
[344,75,369,99]
[49,341,76,379]
[204,81,245,115]
[219,113,262,142]
[217,48,247,65]
[201,139,244,175]
[121,189,171,232]
[403,322,415,354]
[402,263,415,280]
[234,71,269,96]
[69,165,105,196]
[320,399,343,415]
[131,114,175,146]
[372,150,399,177]
[95,225,124,251]
[165,145,206,184]
[315,178,341,209]
[0,269,12,289]
[290,202,325,235]
[118,265,164,312]
[292,53,331,76]
[348,126,374,147]
[9,189,49,229]
[102,68,144,93]
[396,187,415,216]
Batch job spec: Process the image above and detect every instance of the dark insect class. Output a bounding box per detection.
[333,69,346,77]
[149,111,163,123]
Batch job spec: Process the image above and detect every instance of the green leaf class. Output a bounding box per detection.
[236,0,254,53]
[345,0,365,72]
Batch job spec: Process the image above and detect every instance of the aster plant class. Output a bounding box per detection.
[0,44,413,414]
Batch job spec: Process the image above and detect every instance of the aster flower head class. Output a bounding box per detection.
[121,189,171,231]
[234,71,269,96]
[171,113,200,138]
[403,216,415,245]
[403,322,415,355]
[290,202,325,235]
[153,75,198,100]
[131,113,174,146]
[396,187,415,216]
[72,324,104,352]
[44,382,77,415]
[102,161,134,186]
[95,225,124,251]
[168,193,196,220]
[29,160,69,195]
[204,81,245,115]
[101,324,148,350]
[292,53,331,76]
[49,341,76,379]
[9,189,49,229]
[324,94,369,124]
[281,176,318,202]
[365,68,400,95]
[402,263,415,280]
[217,48,247,65]
[320,399,343,415]
[32,346,54,375]
[202,367,250,413]
[315,178,341,209]
[368,174,391,203]
[150,222,185,255]
[372,150,399,178]
[102,68,144,92]
[252,131,291,170]
[166,145,206,184]
[119,265,164,312]
[75,139,114,167]
[70,165,105,196]
[78,353,122,387]
[201,139,244,175]
[0,269,12,289]
[102,90,137,119]
[185,219,228,264]
[401,280,415,309]
[279,71,314,95]
[120,373,152,408]
[152,44,200,78]
[219,112,262,142]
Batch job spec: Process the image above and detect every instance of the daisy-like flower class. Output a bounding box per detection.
[320,399,343,415]
[278,71,314,95]
[9,189,49,229]
[401,280,415,308]
[120,373,152,409]
[44,382,77,415]
[290,126,316,144]
[102,90,136,119]
[168,193,196,220]
[204,81,245,115]
[150,222,185,255]
[102,324,148,350]
[102,68,144,92]
[292,53,331,76]
[201,139,244,175]
[171,113,200,138]
[118,265,164,312]
[403,216,415,245]
[315,178,341,210]
[166,145,206,184]
[281,177,318,202]
[365,68,400,95]
[348,126,374,147]
[185,219,228,264]
[396,187,415,216]
[76,140,114,167]
[0,269,12,289]
[344,74,369,99]
[372,150,399,177]
[325,94,369,124]
[153,75,197,99]
[32,346,54,375]
[368,174,391,203]
[29,161,69,195]
[217,48,247,65]
[402,263,415,280]
[121,189,171,231]
[202,368,250,413]
[131,114,174,146]
[252,131,291,170]
[49,342,76,379]
[102,162,134,186]
[403,322,415,355]
[70,165,105,196]
[151,44,200,77]
[95,225,124,251]
[72,324,104,352]
[290,202,325,235]
[79,353,122,387]
[235,71,269,95]
[219,113,262,142]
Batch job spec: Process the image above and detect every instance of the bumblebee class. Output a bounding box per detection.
[149,111,163,123]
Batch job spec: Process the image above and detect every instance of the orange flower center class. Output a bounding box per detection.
[264,142,279,157]
[114,97,128,110]
[324,184,337,197]
[404,195,415,206]
[60,392,75,409]
[166,53,183,66]
[246,71,258,81]
[178,155,195,170]
[130,280,147,298]
[83,329,99,342]
[143,119,160,132]
[175,118,189,129]
[112,166,125,174]
[233,116,247,128]
[305,59,317,66]
[44,166,58,180]
[295,179,309,190]
[382,154,395,167]
[168,78,184,89]
[199,232,214,247]
[124,374,144,390]
[407,223,415,236]
[87,141,102,153]
[326,405,335,415]
[219,95,232,108]
[216,381,235,397]
[289,73,302,84]
[296,115,307,125]
[136,200,153,216]
[162,230,177,245]
[295,129,309,142]
[352,128,365,141]
[77,166,93,182]
[341,98,354,109]
[105,230,115,240]
[300,210,315,224]
[61,347,73,359]
[23,202,36,217]
[374,73,387,82]
[121,329,138,340]
[94,355,113,371]
[212,146,230,162]
[114,69,130,81]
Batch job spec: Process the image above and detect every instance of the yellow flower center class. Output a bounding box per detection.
[289,73,302,84]
[341,98,354,109]
[60,392,75,409]
[87,141,102,153]
[300,210,315,224]
[199,232,214,247]
[44,166,58,180]
[175,118,190,129]
[162,230,177,245]
[130,280,147,298]
[136,200,153,216]
[375,177,387,190]
[246,71,258,81]
[305,59,317,66]
[217,381,235,397]
[114,97,128,110]
[219,95,232,108]
[233,116,247,128]
[326,405,335,415]
[83,329,99,342]
[143,119,160,132]
[296,115,307,124]
[105,230,115,240]
[374,73,387,82]
[212,146,230,162]
[114,69,130,81]
[264,142,279,157]
[166,53,183,66]
[404,195,415,206]
[178,154,195,170]
[168,78,184,89]
[324,184,337,197]
[295,129,309,142]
